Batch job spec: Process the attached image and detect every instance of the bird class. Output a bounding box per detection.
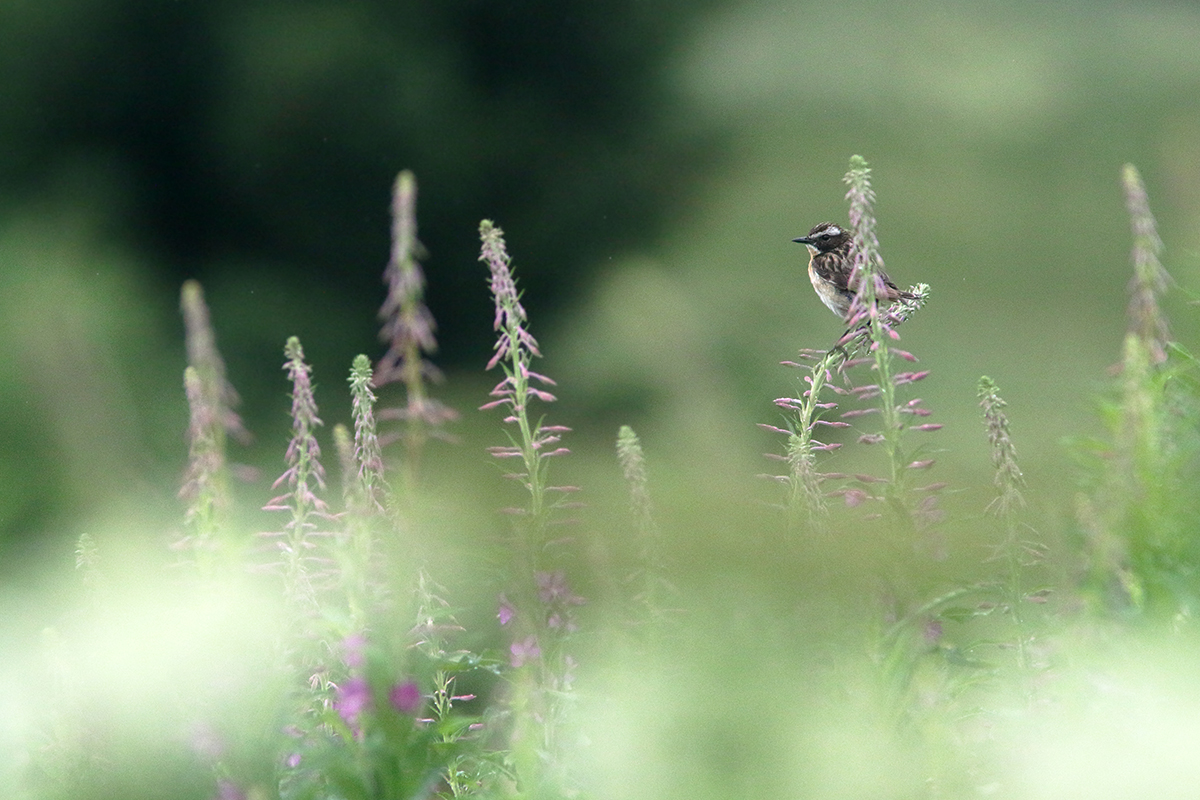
[792,222,914,321]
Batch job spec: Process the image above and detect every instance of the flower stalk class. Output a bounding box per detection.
[376,171,458,490]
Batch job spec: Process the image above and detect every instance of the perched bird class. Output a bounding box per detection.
[792,222,914,320]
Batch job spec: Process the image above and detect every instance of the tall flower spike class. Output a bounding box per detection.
[179,366,226,561]
[617,426,675,630]
[180,280,250,444]
[843,155,886,324]
[617,426,656,541]
[178,281,250,570]
[978,376,1025,517]
[348,355,386,512]
[375,171,458,485]
[478,219,572,522]
[479,220,581,785]
[377,171,436,383]
[481,220,541,370]
[262,337,329,613]
[1121,164,1171,364]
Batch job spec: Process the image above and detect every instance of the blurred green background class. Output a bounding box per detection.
[3,0,1200,797]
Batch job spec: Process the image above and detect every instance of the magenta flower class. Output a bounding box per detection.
[389,680,422,715]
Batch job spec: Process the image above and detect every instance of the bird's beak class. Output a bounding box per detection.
[792,236,813,245]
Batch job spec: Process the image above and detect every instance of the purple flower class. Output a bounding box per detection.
[479,220,542,371]
[510,635,541,668]
[335,677,371,730]
[389,680,422,715]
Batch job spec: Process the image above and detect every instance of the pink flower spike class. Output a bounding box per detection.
[541,425,572,433]
[892,349,917,362]
[758,423,790,434]
[542,447,571,457]
[907,459,936,469]
[478,399,509,411]
[913,424,943,431]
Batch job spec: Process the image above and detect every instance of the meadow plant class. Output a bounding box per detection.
[976,376,1046,695]
[178,279,250,572]
[767,155,935,533]
[479,219,583,794]
[615,425,674,635]
[1074,164,1200,621]
[375,171,458,489]
[331,355,389,633]
[261,337,331,623]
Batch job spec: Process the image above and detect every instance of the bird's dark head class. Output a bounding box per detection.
[792,222,850,254]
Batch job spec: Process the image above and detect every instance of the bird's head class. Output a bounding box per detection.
[792,222,850,255]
